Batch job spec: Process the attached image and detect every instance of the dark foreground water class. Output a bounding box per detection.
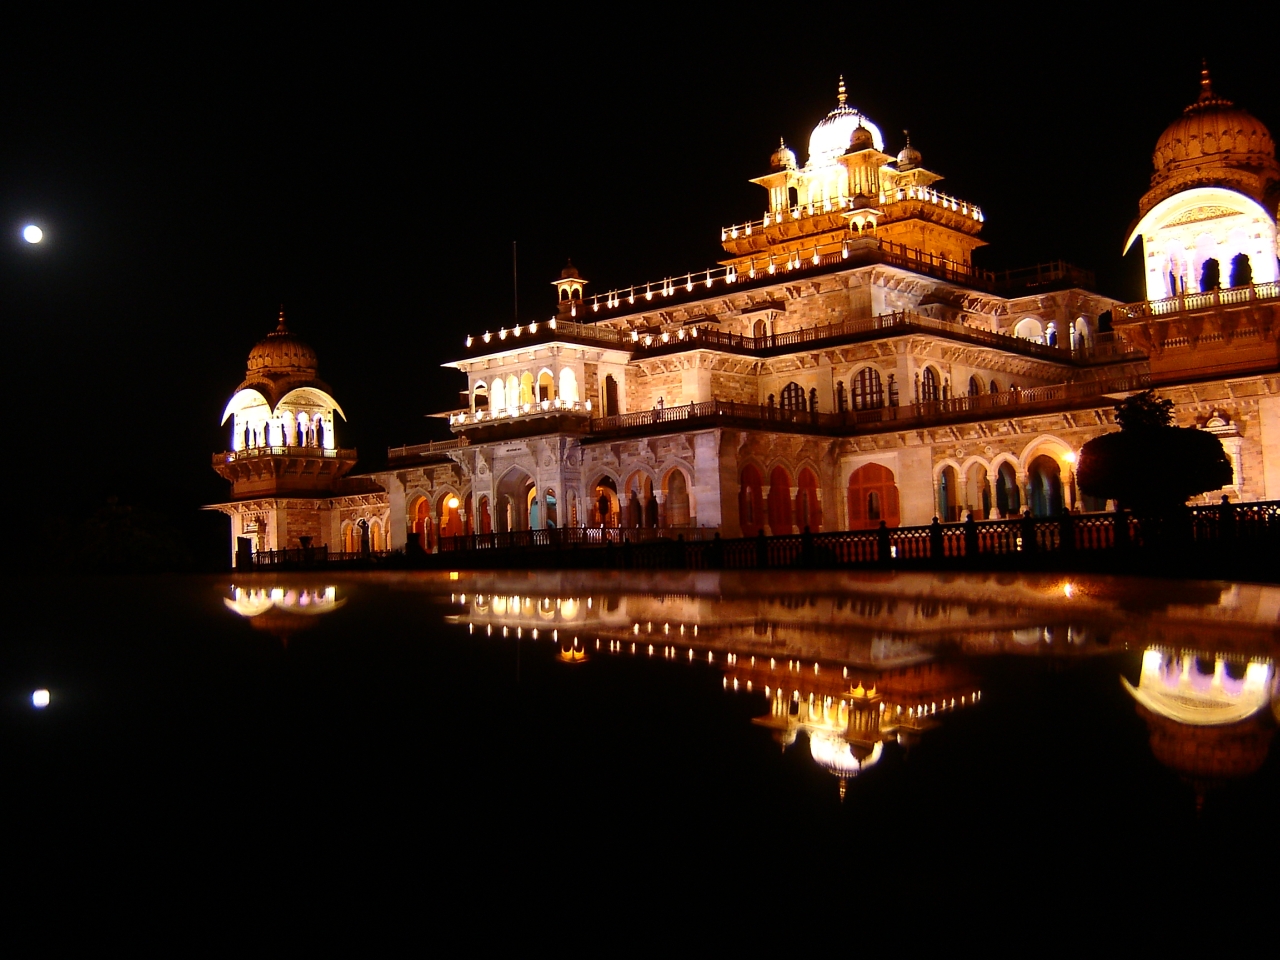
[6,570,1277,925]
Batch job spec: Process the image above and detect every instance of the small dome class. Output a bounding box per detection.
[897,132,922,170]
[807,76,884,167]
[247,311,318,375]
[850,123,874,152]
[1152,67,1276,184]
[559,260,581,280]
[770,138,797,171]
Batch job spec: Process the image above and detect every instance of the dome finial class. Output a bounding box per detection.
[1198,59,1214,101]
[837,75,847,106]
[276,305,288,334]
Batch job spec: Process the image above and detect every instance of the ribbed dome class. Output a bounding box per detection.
[247,311,318,374]
[1152,68,1275,183]
[770,138,797,171]
[850,123,874,152]
[897,133,922,170]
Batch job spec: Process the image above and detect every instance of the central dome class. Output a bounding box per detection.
[808,77,884,167]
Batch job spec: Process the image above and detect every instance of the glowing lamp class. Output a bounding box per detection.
[523,403,531,413]
[631,330,639,342]
[447,496,460,510]
[32,689,50,708]
[584,399,592,411]
[644,335,653,347]
[529,321,537,333]
[661,331,669,343]
[548,318,556,330]
[483,332,491,343]
[513,325,521,337]
[499,328,508,340]
[466,335,473,347]
[23,225,42,244]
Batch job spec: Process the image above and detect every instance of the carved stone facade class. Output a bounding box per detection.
[209,76,1280,560]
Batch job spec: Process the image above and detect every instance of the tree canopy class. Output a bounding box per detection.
[1077,391,1233,511]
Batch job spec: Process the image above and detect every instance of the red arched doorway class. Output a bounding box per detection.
[847,463,901,530]
[768,466,793,534]
[795,468,821,532]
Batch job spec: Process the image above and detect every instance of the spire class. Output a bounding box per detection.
[275,305,288,334]
[837,75,847,106]
[1198,59,1214,102]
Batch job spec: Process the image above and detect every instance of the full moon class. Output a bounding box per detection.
[22,225,43,244]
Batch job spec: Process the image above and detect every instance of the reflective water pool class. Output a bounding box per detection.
[7,570,1277,910]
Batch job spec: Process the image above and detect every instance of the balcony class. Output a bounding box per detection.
[584,373,1149,442]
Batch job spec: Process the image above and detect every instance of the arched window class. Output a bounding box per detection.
[666,470,691,527]
[558,368,578,404]
[740,465,764,537]
[1014,318,1044,342]
[968,376,982,397]
[921,367,940,402]
[780,382,806,413]
[795,469,821,532]
[990,379,1000,394]
[768,466,793,534]
[852,368,883,410]
[472,383,489,411]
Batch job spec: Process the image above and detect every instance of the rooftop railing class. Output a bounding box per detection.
[1116,280,1280,320]
[387,438,470,461]
[216,446,355,465]
[628,309,1136,364]
[720,184,984,242]
[585,373,1149,440]
[458,242,1099,353]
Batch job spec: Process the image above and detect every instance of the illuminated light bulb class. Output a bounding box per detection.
[812,250,820,265]
[731,227,739,239]
[513,325,521,337]
[748,265,756,279]
[721,229,727,241]
[466,335,473,347]
[631,330,639,341]
[661,331,669,343]
[523,402,531,413]
[548,318,556,329]
[645,285,652,301]
[499,328,507,340]
[690,327,698,338]
[745,223,751,235]
[767,261,776,275]
[685,275,693,292]
[763,213,771,227]
[705,271,713,288]
[584,399,591,410]
[483,332,491,343]
[23,225,43,244]
[842,241,850,259]
[32,689,50,708]
[592,297,599,312]
[726,267,736,283]
[542,399,550,410]
[553,397,560,408]
[628,293,635,304]
[529,321,537,333]
[648,645,653,655]
[644,335,653,346]
[677,328,685,340]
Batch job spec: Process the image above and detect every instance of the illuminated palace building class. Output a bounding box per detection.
[210,72,1279,557]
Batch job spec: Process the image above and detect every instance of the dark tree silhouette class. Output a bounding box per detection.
[1078,391,1233,511]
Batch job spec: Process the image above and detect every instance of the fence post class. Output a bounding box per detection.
[877,521,890,567]
[930,517,943,559]
[1020,511,1037,555]
[963,513,978,558]
[1058,510,1075,553]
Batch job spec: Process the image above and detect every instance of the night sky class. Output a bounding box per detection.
[1,14,1275,556]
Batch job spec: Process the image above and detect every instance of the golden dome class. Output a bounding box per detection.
[247,310,318,375]
[1151,67,1276,185]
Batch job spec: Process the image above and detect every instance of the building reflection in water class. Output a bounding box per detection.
[1125,648,1277,804]
[442,571,1279,801]
[223,583,345,644]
